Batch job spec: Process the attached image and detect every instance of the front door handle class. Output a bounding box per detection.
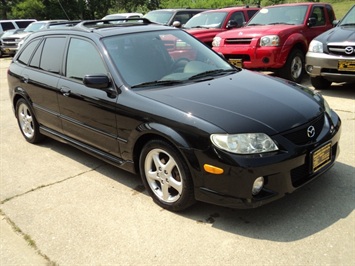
[60,87,71,97]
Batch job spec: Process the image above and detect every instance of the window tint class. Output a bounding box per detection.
[326,5,335,23]
[1,22,15,31]
[66,38,106,81]
[247,10,258,19]
[311,7,326,26]
[17,39,41,65]
[40,37,66,74]
[230,11,245,25]
[29,41,44,68]
[15,21,35,28]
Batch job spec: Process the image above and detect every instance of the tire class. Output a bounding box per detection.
[139,139,195,211]
[310,76,332,90]
[279,49,305,83]
[16,98,44,144]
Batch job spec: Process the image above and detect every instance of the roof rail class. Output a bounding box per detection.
[76,18,154,31]
[46,20,82,29]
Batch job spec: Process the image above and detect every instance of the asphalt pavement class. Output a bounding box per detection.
[1,57,354,265]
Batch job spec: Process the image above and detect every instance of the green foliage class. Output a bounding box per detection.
[11,0,45,19]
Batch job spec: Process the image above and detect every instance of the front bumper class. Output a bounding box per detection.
[306,52,355,82]
[213,45,287,70]
[192,112,341,209]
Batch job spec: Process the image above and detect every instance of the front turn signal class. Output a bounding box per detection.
[204,164,224,174]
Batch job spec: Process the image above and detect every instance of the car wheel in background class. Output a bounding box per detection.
[139,139,195,211]
[279,49,305,83]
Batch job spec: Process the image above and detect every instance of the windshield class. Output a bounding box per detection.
[247,5,308,26]
[103,29,235,88]
[24,22,46,32]
[184,12,227,29]
[144,11,174,25]
[339,5,355,26]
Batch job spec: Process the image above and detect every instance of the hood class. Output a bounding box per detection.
[315,25,355,43]
[185,28,225,43]
[3,32,31,40]
[217,24,301,39]
[135,70,323,135]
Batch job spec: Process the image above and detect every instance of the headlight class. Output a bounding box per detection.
[212,36,222,47]
[260,35,279,46]
[308,40,323,53]
[210,133,278,154]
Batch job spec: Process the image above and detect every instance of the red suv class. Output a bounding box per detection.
[183,6,260,47]
[212,3,336,83]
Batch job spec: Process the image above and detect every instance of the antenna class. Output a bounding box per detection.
[57,0,70,20]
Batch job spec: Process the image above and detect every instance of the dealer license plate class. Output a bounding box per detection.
[312,143,332,173]
[228,59,242,68]
[338,60,355,72]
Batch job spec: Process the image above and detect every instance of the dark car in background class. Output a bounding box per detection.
[306,5,355,90]
[8,18,341,211]
[143,8,207,26]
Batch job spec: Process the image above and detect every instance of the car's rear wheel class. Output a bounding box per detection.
[279,49,305,83]
[139,139,195,211]
[16,98,44,144]
[310,76,332,90]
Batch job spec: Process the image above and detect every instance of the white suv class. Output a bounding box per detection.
[0,19,36,34]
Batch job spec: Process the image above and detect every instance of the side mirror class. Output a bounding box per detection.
[172,21,181,28]
[83,74,110,89]
[332,19,339,26]
[307,17,317,27]
[226,20,239,29]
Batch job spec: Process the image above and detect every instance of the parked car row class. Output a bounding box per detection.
[2,3,354,89]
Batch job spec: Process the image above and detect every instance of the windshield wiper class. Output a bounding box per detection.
[131,79,184,88]
[188,69,238,80]
[268,22,294,25]
[340,23,355,27]
[247,23,263,26]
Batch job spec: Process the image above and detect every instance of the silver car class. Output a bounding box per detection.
[306,5,355,89]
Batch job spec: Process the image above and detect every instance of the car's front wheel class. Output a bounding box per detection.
[16,98,44,144]
[311,76,332,90]
[139,139,195,211]
[279,49,305,83]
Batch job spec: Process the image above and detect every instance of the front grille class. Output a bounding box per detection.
[282,114,325,145]
[225,38,252,45]
[2,38,18,42]
[328,43,355,57]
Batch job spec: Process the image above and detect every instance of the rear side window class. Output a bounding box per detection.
[40,37,66,74]
[0,22,15,31]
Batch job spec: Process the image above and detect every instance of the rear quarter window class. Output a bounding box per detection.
[17,39,42,65]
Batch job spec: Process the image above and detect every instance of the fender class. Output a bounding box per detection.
[278,32,308,65]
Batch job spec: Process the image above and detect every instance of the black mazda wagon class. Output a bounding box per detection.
[8,19,341,211]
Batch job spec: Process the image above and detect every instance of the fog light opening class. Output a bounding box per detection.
[307,65,313,72]
[252,177,264,195]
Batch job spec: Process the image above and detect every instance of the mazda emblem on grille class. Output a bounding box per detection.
[345,46,354,55]
[307,126,316,138]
